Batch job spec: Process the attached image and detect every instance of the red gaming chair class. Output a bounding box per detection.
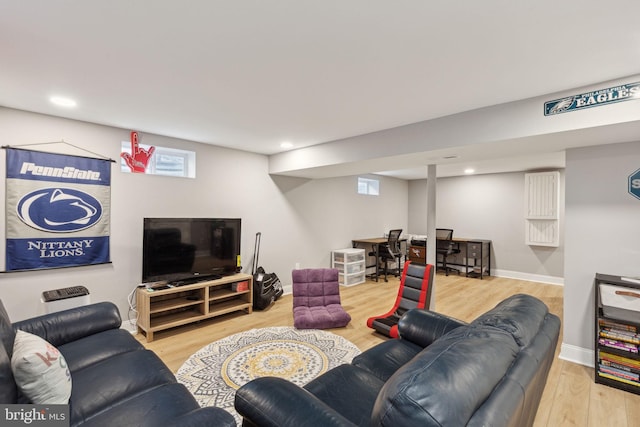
[366,261,434,338]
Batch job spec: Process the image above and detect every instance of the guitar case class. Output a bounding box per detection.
[252,232,283,310]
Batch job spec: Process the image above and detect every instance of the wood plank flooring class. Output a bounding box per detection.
[137,273,640,427]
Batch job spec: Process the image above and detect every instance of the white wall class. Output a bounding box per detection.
[0,108,406,322]
[408,171,565,280]
[274,173,408,267]
[562,140,640,365]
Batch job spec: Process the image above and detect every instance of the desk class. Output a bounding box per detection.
[408,238,491,279]
[352,237,407,282]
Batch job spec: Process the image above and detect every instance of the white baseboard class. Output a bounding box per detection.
[559,343,594,367]
[492,269,564,286]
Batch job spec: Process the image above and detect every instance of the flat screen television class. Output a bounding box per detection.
[142,218,241,284]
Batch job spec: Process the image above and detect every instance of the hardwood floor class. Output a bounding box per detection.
[137,274,640,427]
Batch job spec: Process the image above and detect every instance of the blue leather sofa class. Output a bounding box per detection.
[0,300,235,427]
[235,294,561,427]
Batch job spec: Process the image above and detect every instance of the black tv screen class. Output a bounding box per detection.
[142,218,241,284]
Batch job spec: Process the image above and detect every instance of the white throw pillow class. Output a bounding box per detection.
[11,330,72,404]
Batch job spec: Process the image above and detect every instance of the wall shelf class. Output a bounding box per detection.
[594,273,640,395]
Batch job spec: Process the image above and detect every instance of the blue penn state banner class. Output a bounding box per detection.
[5,148,111,271]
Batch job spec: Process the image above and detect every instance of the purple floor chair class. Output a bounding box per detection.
[292,268,351,329]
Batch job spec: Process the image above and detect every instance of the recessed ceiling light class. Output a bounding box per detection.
[50,96,77,107]
[280,142,293,149]
[464,168,475,174]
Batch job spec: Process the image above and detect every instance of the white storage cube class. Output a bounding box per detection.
[332,248,366,286]
[600,283,640,323]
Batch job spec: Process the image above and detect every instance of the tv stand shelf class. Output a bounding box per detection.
[136,273,253,342]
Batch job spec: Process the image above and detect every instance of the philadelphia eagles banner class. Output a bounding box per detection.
[5,148,111,271]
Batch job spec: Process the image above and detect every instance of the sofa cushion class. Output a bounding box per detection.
[471,293,548,347]
[69,349,175,423]
[373,325,519,427]
[468,313,561,427]
[58,329,144,372]
[0,344,17,403]
[12,302,122,348]
[0,301,16,358]
[78,383,218,427]
[304,364,385,426]
[398,309,467,348]
[0,301,18,403]
[11,330,72,404]
[352,339,423,382]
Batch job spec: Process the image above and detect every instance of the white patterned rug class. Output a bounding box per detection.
[176,326,361,423]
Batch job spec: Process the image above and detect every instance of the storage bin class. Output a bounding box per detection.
[339,272,365,286]
[332,249,364,264]
[600,283,640,323]
[346,263,363,274]
[332,248,366,286]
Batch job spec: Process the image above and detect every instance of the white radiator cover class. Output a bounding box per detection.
[524,171,560,247]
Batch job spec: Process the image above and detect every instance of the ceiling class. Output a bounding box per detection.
[1,1,639,178]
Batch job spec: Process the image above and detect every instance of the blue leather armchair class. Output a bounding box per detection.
[0,300,235,427]
[235,294,561,427]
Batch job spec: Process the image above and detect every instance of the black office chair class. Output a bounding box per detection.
[375,229,403,282]
[435,228,460,276]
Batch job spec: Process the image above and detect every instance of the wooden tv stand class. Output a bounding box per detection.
[136,273,253,342]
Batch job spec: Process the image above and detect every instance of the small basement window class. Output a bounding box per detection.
[358,177,379,196]
[121,141,196,178]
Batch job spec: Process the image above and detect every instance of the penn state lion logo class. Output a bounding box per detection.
[17,188,103,232]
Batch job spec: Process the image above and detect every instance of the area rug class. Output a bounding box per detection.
[176,326,361,422]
